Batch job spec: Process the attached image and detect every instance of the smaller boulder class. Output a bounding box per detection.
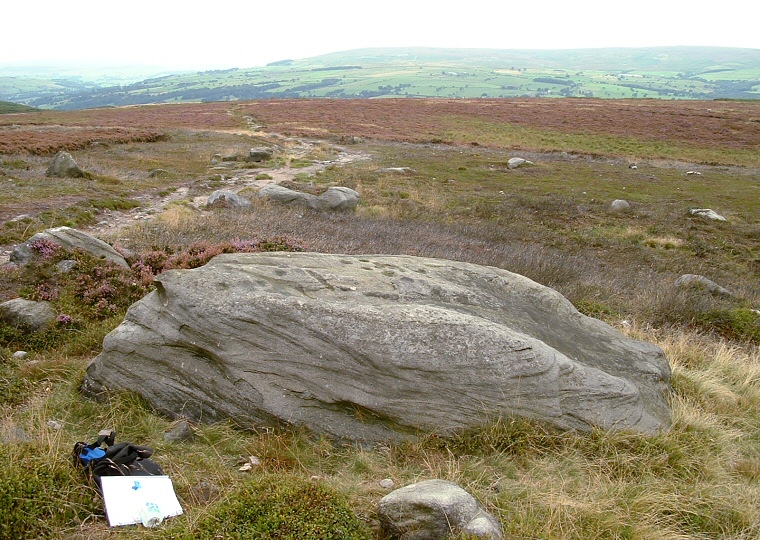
[675,274,732,296]
[247,147,274,162]
[689,208,726,221]
[611,199,631,211]
[207,190,252,210]
[164,420,195,443]
[0,298,56,333]
[148,169,169,178]
[258,184,321,209]
[10,227,129,268]
[12,350,28,360]
[379,167,415,174]
[319,187,360,211]
[378,479,502,540]
[45,151,86,178]
[508,157,533,169]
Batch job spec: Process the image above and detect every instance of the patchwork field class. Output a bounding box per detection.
[1,98,759,539]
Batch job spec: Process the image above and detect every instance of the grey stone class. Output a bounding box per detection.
[379,167,415,174]
[0,298,56,333]
[247,147,274,162]
[610,199,631,211]
[148,169,169,178]
[56,259,78,274]
[379,478,396,490]
[378,479,502,539]
[257,184,359,212]
[10,226,129,268]
[12,350,28,360]
[675,274,732,296]
[164,419,195,443]
[2,427,31,443]
[317,187,360,211]
[507,157,533,169]
[207,190,252,210]
[82,253,671,443]
[689,208,726,221]
[45,151,86,178]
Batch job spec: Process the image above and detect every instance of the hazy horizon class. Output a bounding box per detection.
[2,1,759,72]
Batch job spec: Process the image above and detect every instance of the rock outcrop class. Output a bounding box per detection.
[257,184,360,211]
[378,480,502,540]
[206,190,252,209]
[45,151,86,178]
[82,253,671,442]
[247,147,274,162]
[10,227,129,268]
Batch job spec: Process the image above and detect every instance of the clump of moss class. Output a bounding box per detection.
[164,474,371,540]
[0,444,97,538]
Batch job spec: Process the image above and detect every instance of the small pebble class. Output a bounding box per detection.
[379,478,395,489]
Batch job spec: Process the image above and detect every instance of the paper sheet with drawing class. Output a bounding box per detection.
[100,475,183,527]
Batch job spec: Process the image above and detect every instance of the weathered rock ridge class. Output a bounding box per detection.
[82,253,671,442]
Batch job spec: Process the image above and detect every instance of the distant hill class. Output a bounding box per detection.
[0,100,38,114]
[1,46,758,110]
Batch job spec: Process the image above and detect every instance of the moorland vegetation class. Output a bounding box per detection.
[1,97,759,539]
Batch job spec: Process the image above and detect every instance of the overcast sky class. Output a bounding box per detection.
[2,1,759,70]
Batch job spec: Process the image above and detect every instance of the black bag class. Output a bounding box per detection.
[73,429,163,490]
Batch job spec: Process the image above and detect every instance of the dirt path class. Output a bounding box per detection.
[0,135,369,264]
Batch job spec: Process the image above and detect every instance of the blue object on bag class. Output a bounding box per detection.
[79,446,106,464]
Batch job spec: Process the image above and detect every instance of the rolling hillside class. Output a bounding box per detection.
[1,46,758,109]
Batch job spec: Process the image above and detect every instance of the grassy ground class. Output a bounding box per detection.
[1,99,759,538]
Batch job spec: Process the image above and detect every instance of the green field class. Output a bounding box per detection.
[1,46,758,109]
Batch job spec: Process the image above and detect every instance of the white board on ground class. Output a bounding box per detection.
[100,475,183,527]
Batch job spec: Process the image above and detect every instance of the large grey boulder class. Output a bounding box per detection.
[45,151,86,178]
[0,298,56,333]
[257,184,360,211]
[10,227,129,268]
[206,190,252,209]
[82,253,671,442]
[378,480,502,540]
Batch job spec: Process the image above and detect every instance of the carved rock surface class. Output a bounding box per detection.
[82,253,671,442]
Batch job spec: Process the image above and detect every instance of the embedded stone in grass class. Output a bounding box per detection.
[611,199,631,211]
[675,274,732,297]
[10,226,129,268]
[45,151,86,178]
[257,184,360,211]
[247,146,274,162]
[378,479,502,540]
[507,157,533,169]
[83,252,672,443]
[689,208,726,221]
[0,298,56,333]
[206,190,252,210]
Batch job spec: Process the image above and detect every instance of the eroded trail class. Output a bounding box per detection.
[0,133,369,264]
